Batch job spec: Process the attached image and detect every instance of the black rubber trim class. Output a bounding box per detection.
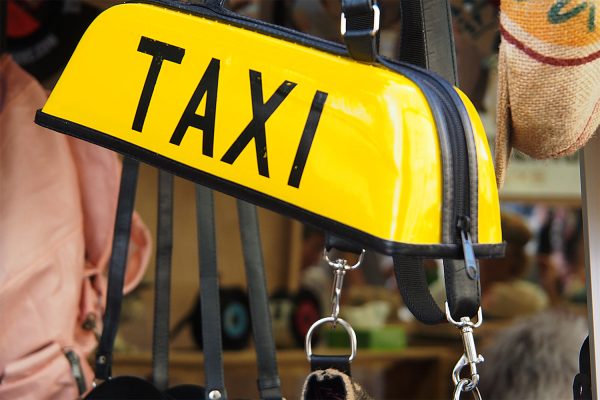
[35,111,505,259]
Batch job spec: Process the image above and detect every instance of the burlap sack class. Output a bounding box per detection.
[495,0,600,186]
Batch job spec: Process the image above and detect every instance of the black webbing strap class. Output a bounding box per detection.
[95,157,140,381]
[196,185,227,400]
[398,0,457,84]
[237,200,282,400]
[393,256,445,324]
[310,355,351,376]
[574,336,592,400]
[393,256,480,324]
[152,170,173,391]
[341,0,379,62]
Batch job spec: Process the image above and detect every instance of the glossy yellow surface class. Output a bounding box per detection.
[41,2,501,247]
[457,90,502,244]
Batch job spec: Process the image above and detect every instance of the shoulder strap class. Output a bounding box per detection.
[237,200,282,400]
[393,0,479,324]
[196,185,228,400]
[398,0,457,84]
[152,170,174,390]
[95,157,140,381]
[393,256,480,324]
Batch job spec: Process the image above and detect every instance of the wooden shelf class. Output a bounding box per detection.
[112,346,457,399]
[114,346,455,366]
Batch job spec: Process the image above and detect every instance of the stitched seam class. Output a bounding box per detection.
[546,97,600,158]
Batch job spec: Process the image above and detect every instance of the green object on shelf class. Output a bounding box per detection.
[325,325,407,350]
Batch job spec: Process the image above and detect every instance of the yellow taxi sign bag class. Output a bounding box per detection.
[35,0,503,259]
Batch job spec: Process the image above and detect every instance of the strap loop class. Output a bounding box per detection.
[340,0,380,62]
[393,256,481,325]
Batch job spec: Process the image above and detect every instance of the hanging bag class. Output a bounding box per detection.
[35,0,504,397]
[495,0,600,186]
[35,0,503,260]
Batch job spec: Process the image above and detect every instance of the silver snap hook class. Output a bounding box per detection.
[446,302,485,393]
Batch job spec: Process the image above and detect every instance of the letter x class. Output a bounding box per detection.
[220,70,297,177]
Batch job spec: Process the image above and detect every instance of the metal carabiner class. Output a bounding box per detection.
[324,249,365,325]
[446,303,484,392]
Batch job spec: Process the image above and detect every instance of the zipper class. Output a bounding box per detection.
[409,68,476,266]
[137,0,477,258]
[380,59,475,262]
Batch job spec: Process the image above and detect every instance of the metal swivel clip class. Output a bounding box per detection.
[445,302,484,400]
[305,249,365,363]
[325,249,365,326]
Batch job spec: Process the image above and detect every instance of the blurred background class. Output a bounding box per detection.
[2,0,589,398]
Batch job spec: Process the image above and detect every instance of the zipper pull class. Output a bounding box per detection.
[458,216,478,280]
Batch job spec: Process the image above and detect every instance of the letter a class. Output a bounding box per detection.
[170,58,220,157]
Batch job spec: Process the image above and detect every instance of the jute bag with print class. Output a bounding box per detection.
[495,0,600,186]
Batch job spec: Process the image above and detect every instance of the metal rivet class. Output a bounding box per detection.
[98,355,107,364]
[82,313,97,331]
[208,390,222,399]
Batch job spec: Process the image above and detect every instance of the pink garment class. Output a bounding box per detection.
[0,55,152,399]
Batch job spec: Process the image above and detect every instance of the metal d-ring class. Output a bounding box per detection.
[305,317,357,362]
